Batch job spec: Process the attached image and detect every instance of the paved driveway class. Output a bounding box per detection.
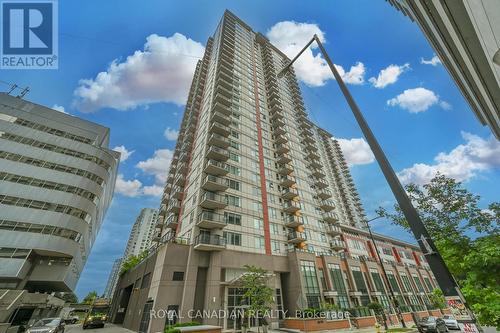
[65,323,135,333]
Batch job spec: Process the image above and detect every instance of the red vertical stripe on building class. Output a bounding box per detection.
[251,44,272,255]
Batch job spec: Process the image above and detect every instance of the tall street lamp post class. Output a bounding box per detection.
[277,34,477,325]
[365,216,406,328]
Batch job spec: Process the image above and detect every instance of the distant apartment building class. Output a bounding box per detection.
[110,11,441,332]
[123,208,158,259]
[104,258,123,300]
[387,0,500,139]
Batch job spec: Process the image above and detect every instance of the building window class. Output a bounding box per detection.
[228,179,241,191]
[412,275,425,293]
[224,212,241,225]
[271,240,280,253]
[370,269,385,292]
[351,267,368,293]
[253,218,264,229]
[225,195,241,207]
[255,236,265,249]
[387,272,401,293]
[270,223,279,235]
[300,260,321,308]
[224,231,242,246]
[172,271,184,281]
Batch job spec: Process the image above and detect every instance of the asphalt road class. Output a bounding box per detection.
[65,323,134,333]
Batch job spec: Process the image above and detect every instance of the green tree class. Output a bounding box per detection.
[82,291,97,304]
[120,250,148,275]
[377,174,499,328]
[368,302,387,330]
[55,292,78,304]
[240,265,274,332]
[428,288,446,310]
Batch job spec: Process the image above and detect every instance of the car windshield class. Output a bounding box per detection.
[443,316,453,320]
[422,317,436,322]
[33,318,60,327]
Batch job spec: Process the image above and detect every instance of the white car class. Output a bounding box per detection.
[442,315,460,330]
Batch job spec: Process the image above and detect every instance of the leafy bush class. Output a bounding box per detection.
[164,322,201,333]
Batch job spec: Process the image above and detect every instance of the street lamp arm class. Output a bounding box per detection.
[277,35,318,78]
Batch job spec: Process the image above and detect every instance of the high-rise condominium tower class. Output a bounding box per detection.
[104,258,123,300]
[110,12,440,332]
[123,208,159,259]
[0,93,119,292]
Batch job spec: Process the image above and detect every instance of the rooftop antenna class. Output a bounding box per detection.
[7,84,17,95]
[17,86,30,99]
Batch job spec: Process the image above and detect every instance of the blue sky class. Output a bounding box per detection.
[1,0,498,300]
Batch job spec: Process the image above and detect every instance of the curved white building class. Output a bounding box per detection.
[0,93,119,292]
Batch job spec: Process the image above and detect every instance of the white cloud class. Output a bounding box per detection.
[73,33,205,112]
[335,137,375,166]
[114,174,143,197]
[164,127,179,141]
[136,148,174,185]
[142,184,164,196]
[112,145,135,162]
[266,21,365,86]
[369,63,410,88]
[421,55,441,66]
[398,132,500,185]
[52,104,68,114]
[387,87,450,113]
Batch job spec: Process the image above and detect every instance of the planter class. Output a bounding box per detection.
[284,318,350,332]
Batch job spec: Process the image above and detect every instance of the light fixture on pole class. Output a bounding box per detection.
[365,216,406,328]
[276,34,478,327]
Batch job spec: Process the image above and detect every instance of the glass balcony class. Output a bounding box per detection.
[314,179,329,189]
[272,117,285,128]
[284,215,304,228]
[174,174,185,187]
[213,100,232,115]
[179,152,188,163]
[166,214,179,229]
[320,199,335,211]
[281,187,299,200]
[211,111,231,126]
[283,200,301,213]
[204,159,229,176]
[280,175,296,188]
[200,191,227,209]
[167,200,181,214]
[171,185,184,200]
[287,231,307,244]
[270,109,284,121]
[208,133,230,149]
[272,126,286,136]
[202,174,229,192]
[277,153,292,164]
[209,121,230,137]
[311,168,325,178]
[330,239,346,251]
[306,150,320,160]
[216,84,233,99]
[276,143,290,154]
[206,146,229,161]
[317,188,332,200]
[322,211,338,224]
[278,163,294,175]
[194,233,226,251]
[197,210,227,229]
[326,224,342,236]
[274,134,288,144]
[177,162,188,174]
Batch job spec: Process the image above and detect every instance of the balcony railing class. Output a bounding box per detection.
[202,174,229,192]
[287,231,307,243]
[326,224,342,236]
[208,133,230,148]
[200,191,227,209]
[284,215,303,228]
[194,233,226,251]
[206,146,229,161]
[283,200,301,213]
[281,187,299,200]
[322,211,338,223]
[278,163,294,175]
[211,111,231,126]
[279,175,296,188]
[197,210,227,229]
[320,199,335,211]
[204,159,229,176]
[330,239,346,251]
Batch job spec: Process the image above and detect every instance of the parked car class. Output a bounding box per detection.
[26,318,65,333]
[442,315,460,330]
[419,316,448,333]
[64,315,79,324]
